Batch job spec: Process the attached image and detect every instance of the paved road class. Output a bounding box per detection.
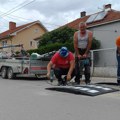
[0,76,120,120]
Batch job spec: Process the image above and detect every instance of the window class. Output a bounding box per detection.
[36,41,39,48]
[30,41,33,47]
[2,41,7,47]
[34,29,39,33]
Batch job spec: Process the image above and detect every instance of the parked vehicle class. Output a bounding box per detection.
[0,44,55,79]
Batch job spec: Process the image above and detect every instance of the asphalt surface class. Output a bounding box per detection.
[0,76,120,120]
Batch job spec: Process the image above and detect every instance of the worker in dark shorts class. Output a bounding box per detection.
[73,22,93,84]
[46,47,75,86]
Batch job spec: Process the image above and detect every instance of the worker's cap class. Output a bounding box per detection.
[59,47,69,57]
[116,36,120,47]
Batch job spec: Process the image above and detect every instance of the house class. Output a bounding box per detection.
[0,20,48,52]
[64,4,120,77]
[65,4,120,49]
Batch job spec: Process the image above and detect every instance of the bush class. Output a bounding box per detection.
[28,42,74,55]
[38,26,76,47]
[28,27,100,54]
[91,37,100,50]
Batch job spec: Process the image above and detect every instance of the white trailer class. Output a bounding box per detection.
[0,44,55,79]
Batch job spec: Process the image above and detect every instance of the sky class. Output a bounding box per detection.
[0,0,120,32]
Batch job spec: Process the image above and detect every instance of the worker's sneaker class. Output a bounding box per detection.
[57,81,63,86]
[72,82,80,86]
[62,77,67,86]
[85,80,91,85]
[117,80,120,85]
[62,82,67,86]
[74,80,80,85]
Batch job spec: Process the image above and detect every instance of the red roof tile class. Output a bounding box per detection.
[0,20,47,39]
[65,9,120,30]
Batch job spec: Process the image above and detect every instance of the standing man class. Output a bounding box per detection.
[46,47,75,86]
[116,36,120,85]
[73,22,93,84]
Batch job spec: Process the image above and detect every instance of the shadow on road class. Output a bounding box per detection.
[96,82,118,86]
[0,76,49,81]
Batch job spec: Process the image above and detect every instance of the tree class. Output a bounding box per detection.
[91,37,100,50]
[38,26,76,47]
[28,27,100,54]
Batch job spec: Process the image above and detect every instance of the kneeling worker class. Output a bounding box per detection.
[47,47,75,85]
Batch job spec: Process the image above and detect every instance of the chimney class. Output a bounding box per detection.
[104,4,111,10]
[9,22,16,30]
[81,11,86,17]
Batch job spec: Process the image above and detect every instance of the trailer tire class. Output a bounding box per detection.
[35,74,41,78]
[7,67,16,79]
[1,67,7,79]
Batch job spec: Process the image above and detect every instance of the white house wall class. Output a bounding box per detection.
[88,22,120,77]
[89,21,120,49]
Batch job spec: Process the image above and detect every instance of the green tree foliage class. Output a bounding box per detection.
[38,26,76,46]
[28,27,100,54]
[28,42,74,55]
[91,37,101,50]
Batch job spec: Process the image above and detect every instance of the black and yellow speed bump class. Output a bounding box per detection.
[46,84,119,96]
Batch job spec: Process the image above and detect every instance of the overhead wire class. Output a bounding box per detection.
[0,0,28,16]
[0,0,60,30]
[0,9,61,28]
[0,0,38,32]
[1,0,119,32]
[0,0,67,32]
[0,0,36,17]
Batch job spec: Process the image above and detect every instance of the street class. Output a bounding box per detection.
[0,76,120,120]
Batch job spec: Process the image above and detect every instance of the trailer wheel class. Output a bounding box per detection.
[35,74,41,78]
[1,67,7,79]
[7,67,16,79]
